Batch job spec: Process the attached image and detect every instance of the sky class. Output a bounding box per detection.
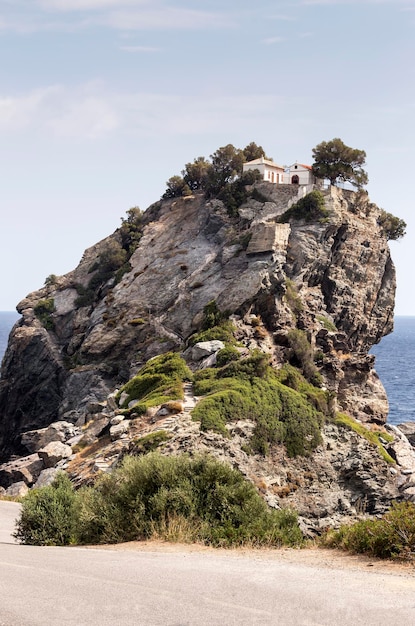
[0,0,414,314]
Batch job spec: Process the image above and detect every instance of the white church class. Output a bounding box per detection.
[242,158,318,186]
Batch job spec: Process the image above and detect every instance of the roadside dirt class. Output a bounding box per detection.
[94,540,415,577]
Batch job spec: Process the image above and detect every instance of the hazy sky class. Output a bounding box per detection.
[0,0,414,314]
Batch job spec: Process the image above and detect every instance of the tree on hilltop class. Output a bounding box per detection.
[161,141,272,200]
[163,175,192,199]
[243,142,269,162]
[182,156,212,191]
[311,138,368,188]
[206,144,245,195]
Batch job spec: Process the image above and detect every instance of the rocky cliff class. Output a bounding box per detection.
[1,182,414,532]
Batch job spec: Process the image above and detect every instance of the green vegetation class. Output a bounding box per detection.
[116,353,192,415]
[334,413,395,464]
[276,364,330,415]
[44,274,58,287]
[119,207,144,255]
[162,142,269,215]
[287,329,322,386]
[34,298,55,330]
[378,209,407,241]
[130,431,172,455]
[189,321,237,346]
[201,300,224,330]
[316,315,337,332]
[163,175,192,199]
[14,473,77,546]
[216,345,241,367]
[311,138,368,188]
[188,301,236,346]
[75,208,144,308]
[323,502,415,560]
[14,454,303,548]
[192,351,327,457]
[284,279,303,318]
[278,191,328,223]
[217,170,262,216]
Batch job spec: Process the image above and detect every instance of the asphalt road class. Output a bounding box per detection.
[1,501,415,625]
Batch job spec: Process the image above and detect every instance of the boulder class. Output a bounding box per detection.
[110,420,131,441]
[387,425,415,472]
[6,481,29,498]
[110,415,124,426]
[0,454,44,488]
[34,468,60,488]
[397,422,415,448]
[191,340,225,361]
[21,421,79,454]
[83,414,110,439]
[38,442,73,468]
[118,391,129,407]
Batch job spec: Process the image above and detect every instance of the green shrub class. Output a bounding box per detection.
[323,502,415,560]
[201,300,224,330]
[14,455,304,548]
[217,170,262,217]
[316,315,337,332]
[130,431,171,455]
[119,207,143,255]
[216,345,240,367]
[76,453,303,547]
[287,329,322,385]
[378,210,406,241]
[218,349,270,380]
[278,190,328,223]
[284,279,303,317]
[14,473,78,546]
[192,353,325,457]
[334,413,395,464]
[34,298,55,330]
[116,353,192,415]
[189,320,237,345]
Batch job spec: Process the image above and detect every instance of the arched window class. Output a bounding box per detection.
[291,175,299,184]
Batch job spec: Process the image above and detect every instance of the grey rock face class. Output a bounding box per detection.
[21,421,78,454]
[191,340,225,361]
[34,467,60,488]
[6,481,29,498]
[397,422,415,447]
[0,183,402,531]
[38,442,72,468]
[110,420,131,441]
[0,186,394,458]
[0,454,44,488]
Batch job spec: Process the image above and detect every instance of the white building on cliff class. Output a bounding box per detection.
[242,157,285,184]
[287,162,317,185]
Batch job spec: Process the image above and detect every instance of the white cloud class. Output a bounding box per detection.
[0,84,119,138]
[1,2,233,33]
[0,83,284,140]
[102,8,233,30]
[38,0,148,10]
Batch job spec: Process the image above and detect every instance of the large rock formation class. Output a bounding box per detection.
[0,181,409,531]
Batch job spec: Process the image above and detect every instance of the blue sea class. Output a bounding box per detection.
[0,312,19,371]
[370,316,415,426]
[0,312,413,425]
